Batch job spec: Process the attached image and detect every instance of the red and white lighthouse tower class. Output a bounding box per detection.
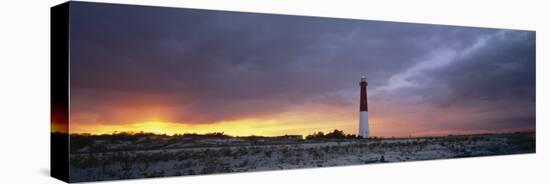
[359,76,369,138]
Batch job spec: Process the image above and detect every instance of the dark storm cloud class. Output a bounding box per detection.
[429,31,535,130]
[370,30,535,133]
[435,32,535,105]
[68,1,535,131]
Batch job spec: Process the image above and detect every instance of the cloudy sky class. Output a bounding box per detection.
[66,2,535,137]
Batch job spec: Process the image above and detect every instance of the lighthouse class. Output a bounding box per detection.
[359,76,369,138]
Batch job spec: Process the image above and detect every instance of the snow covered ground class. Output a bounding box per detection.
[68,132,535,182]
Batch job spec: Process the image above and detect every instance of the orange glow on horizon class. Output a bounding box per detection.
[51,122,68,133]
[70,119,348,136]
[67,102,533,137]
[67,116,531,137]
[69,104,363,136]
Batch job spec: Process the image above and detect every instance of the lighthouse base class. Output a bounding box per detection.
[359,111,369,138]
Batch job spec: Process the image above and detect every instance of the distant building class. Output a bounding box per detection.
[273,135,303,140]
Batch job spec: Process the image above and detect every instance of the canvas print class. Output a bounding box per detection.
[51,1,536,183]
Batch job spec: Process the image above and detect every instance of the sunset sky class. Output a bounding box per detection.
[63,2,536,137]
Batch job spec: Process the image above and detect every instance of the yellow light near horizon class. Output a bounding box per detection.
[69,104,361,136]
[51,122,68,133]
[70,114,358,137]
[70,119,313,136]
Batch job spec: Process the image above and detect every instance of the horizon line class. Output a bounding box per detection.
[52,128,535,139]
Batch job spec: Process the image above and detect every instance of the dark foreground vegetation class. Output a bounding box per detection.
[64,131,535,182]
